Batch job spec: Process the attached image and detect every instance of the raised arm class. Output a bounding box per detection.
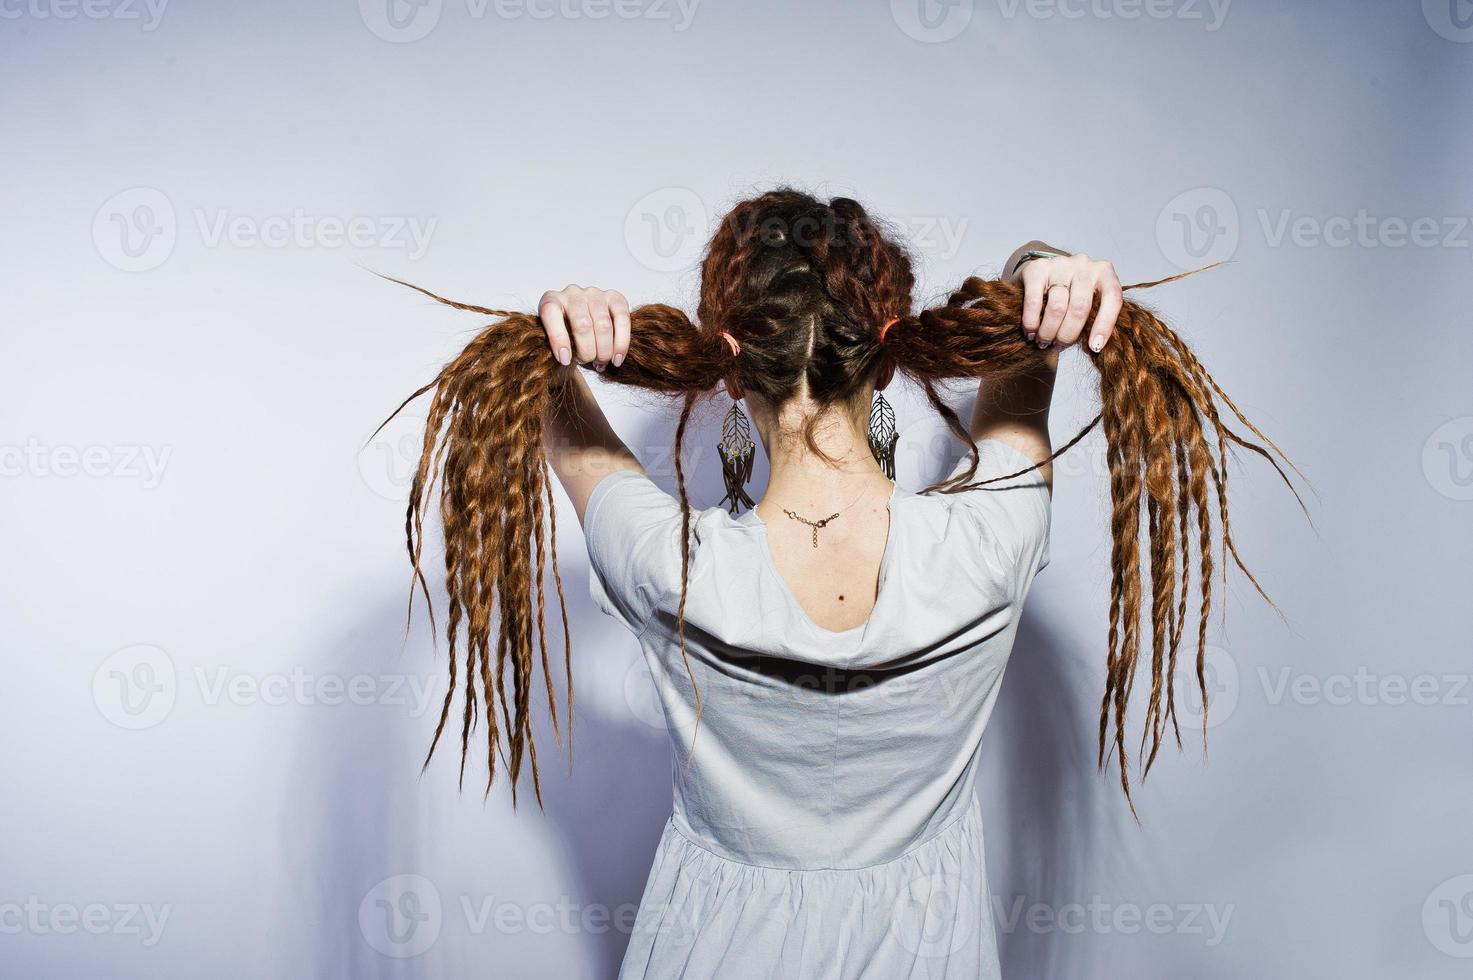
[536,285,643,522]
[969,243,1123,488]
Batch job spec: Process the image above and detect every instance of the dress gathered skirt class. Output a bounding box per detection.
[583,440,1051,979]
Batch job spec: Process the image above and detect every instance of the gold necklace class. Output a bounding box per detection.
[782,507,843,549]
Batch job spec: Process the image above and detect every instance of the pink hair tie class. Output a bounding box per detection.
[718,331,741,356]
[879,316,901,343]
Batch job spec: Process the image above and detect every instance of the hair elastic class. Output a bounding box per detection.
[718,331,741,356]
[878,316,901,343]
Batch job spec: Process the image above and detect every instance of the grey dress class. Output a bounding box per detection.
[585,438,1051,979]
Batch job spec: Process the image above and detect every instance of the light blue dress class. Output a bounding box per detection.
[584,439,1051,979]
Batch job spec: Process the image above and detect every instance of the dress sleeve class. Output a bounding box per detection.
[582,468,687,636]
[942,437,1052,596]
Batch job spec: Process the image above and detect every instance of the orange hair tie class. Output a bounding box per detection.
[718,331,741,356]
[879,316,901,343]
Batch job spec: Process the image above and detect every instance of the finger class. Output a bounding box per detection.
[538,293,572,366]
[587,292,614,371]
[1058,267,1095,348]
[1020,262,1049,339]
[1089,276,1123,353]
[609,291,631,367]
[1037,280,1070,347]
[562,289,598,365]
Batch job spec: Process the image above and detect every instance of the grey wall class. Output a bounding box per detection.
[3,0,1470,976]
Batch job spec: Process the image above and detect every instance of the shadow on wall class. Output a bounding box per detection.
[981,607,1142,979]
[278,398,713,978]
[278,595,673,978]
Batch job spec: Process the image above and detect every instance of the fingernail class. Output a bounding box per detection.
[611,353,624,367]
[1036,338,1050,349]
[558,347,571,366]
[1090,336,1104,352]
[595,362,605,373]
[1025,332,1037,343]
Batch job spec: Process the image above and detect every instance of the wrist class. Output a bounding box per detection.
[1003,240,1071,281]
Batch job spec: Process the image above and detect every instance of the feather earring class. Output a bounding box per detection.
[717,400,756,514]
[868,391,898,480]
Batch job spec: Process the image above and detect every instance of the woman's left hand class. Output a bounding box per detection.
[1013,252,1123,353]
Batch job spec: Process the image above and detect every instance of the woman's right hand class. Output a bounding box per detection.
[537,284,632,372]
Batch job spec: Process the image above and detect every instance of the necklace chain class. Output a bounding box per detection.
[782,508,843,548]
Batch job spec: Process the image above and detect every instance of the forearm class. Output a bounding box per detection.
[543,370,643,522]
[969,344,1059,488]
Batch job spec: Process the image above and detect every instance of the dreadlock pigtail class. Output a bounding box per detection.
[377,277,736,804]
[880,275,1300,815]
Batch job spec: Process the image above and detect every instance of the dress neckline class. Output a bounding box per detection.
[737,480,901,639]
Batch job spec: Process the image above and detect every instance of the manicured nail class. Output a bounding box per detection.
[611,353,624,367]
[595,362,605,373]
[1036,338,1050,349]
[557,346,571,366]
[1090,336,1104,352]
[1025,332,1037,343]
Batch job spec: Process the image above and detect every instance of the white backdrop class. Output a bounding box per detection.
[4,1,1471,977]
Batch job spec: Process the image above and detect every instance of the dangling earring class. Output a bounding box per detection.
[868,391,898,480]
[717,400,756,514]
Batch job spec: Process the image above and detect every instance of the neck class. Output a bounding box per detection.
[755,405,891,515]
